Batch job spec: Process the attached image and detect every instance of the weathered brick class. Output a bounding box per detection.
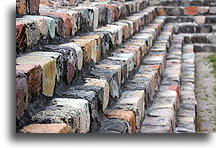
[16,0,26,15]
[31,98,90,133]
[78,35,101,62]
[23,15,55,39]
[105,110,136,133]
[16,71,28,120]
[16,22,27,51]
[184,6,198,16]
[60,42,83,71]
[96,64,122,87]
[119,20,134,36]
[194,16,205,24]
[16,55,56,97]
[141,125,172,133]
[113,22,129,41]
[148,108,175,122]
[127,39,148,55]
[42,12,72,37]
[198,7,209,14]
[142,116,172,127]
[43,45,76,84]
[112,52,135,72]
[113,90,145,128]
[85,78,109,111]
[157,7,167,16]
[20,123,70,133]
[16,19,40,48]
[73,38,97,63]
[106,24,124,45]
[16,64,42,102]
[28,0,40,15]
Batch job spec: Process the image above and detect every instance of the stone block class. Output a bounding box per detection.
[85,78,109,111]
[113,22,129,41]
[16,64,42,102]
[99,58,129,84]
[148,108,175,122]
[184,6,198,16]
[142,116,172,127]
[112,52,135,72]
[105,110,136,133]
[78,35,101,62]
[198,7,209,14]
[23,15,55,39]
[60,42,83,71]
[16,19,40,48]
[42,12,72,37]
[119,20,134,36]
[31,98,90,133]
[73,38,97,63]
[90,68,120,102]
[113,90,145,128]
[16,55,56,97]
[16,22,27,51]
[16,71,28,120]
[16,0,26,15]
[20,123,70,133]
[43,45,76,84]
[106,24,123,45]
[28,0,40,15]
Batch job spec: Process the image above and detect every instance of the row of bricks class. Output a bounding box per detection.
[16,0,148,52]
[157,6,216,16]
[150,0,216,7]
[140,33,184,133]
[97,23,174,133]
[176,44,197,133]
[16,7,158,125]
[18,15,167,133]
[166,16,216,24]
[173,23,213,33]
[182,33,215,44]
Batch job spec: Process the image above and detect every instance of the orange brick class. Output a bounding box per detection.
[105,110,136,133]
[20,124,70,133]
[184,6,198,16]
[157,7,167,16]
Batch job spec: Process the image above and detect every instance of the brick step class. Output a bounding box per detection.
[166,16,216,24]
[186,44,216,52]
[17,9,163,133]
[96,23,174,133]
[179,33,215,44]
[16,0,149,54]
[157,6,215,16]
[173,23,213,33]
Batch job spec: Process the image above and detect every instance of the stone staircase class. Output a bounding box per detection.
[16,0,216,133]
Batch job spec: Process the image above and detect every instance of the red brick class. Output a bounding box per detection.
[105,110,136,133]
[16,71,28,120]
[184,6,198,16]
[16,64,42,102]
[20,123,70,133]
[28,0,40,15]
[16,22,27,51]
[16,0,26,15]
[43,12,72,37]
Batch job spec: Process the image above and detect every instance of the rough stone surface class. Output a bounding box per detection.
[16,22,27,51]
[20,123,70,133]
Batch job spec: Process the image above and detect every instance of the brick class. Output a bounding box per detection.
[26,52,63,83]
[113,90,145,128]
[90,68,120,101]
[20,123,70,133]
[127,39,148,56]
[23,15,55,39]
[112,52,135,72]
[43,45,76,84]
[85,78,109,111]
[78,35,101,62]
[16,71,28,120]
[60,42,83,71]
[32,98,90,133]
[209,7,216,15]
[28,0,40,15]
[157,7,167,16]
[184,6,198,16]
[141,125,172,133]
[113,22,129,41]
[148,108,175,122]
[73,38,97,63]
[84,7,99,30]
[16,64,42,102]
[106,24,124,45]
[142,116,172,127]
[119,20,134,36]
[194,16,205,24]
[16,55,56,97]
[16,19,40,48]
[100,58,129,84]
[105,110,136,133]
[16,22,27,51]
[198,7,209,14]
[16,0,26,15]
[43,12,72,37]
[96,64,122,87]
